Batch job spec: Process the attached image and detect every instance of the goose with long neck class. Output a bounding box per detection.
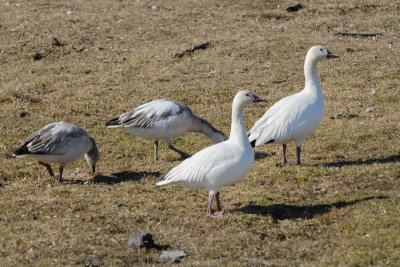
[156,90,264,217]
[248,45,339,165]
[189,115,226,144]
[105,99,227,161]
[12,121,100,181]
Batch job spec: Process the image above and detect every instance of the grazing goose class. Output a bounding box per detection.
[12,121,100,181]
[106,99,227,161]
[248,45,339,165]
[156,90,264,217]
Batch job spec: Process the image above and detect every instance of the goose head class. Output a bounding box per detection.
[85,137,100,174]
[209,129,228,143]
[307,45,339,63]
[233,90,265,109]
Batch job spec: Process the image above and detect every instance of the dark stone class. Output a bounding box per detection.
[33,52,44,60]
[128,232,155,248]
[19,111,28,118]
[287,3,303,12]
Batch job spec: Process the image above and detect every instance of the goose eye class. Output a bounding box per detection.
[245,93,250,96]
[320,48,323,51]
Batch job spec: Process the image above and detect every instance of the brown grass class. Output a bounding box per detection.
[1,0,399,266]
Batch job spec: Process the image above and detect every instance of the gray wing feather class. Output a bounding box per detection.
[25,122,86,155]
[117,100,191,128]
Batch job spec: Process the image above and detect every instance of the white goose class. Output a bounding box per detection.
[248,45,339,165]
[12,121,100,181]
[106,99,227,161]
[156,90,264,217]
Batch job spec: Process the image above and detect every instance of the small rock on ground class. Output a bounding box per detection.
[160,250,188,262]
[33,52,44,60]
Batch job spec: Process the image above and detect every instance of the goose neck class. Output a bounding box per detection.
[229,102,247,143]
[190,116,219,142]
[304,59,322,96]
[85,137,99,163]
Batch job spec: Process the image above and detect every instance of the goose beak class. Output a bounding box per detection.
[327,50,339,59]
[253,94,265,103]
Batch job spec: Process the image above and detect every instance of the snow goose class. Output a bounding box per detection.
[105,99,227,161]
[12,121,100,181]
[248,45,339,165]
[156,90,265,217]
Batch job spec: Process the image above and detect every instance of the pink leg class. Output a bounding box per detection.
[282,144,288,164]
[296,146,301,165]
[207,192,223,218]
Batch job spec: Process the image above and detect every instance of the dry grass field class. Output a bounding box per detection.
[1,0,399,266]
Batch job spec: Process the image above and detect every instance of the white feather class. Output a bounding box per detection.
[156,90,259,200]
[249,45,337,150]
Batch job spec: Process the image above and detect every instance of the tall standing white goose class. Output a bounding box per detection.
[12,121,100,181]
[156,90,265,217]
[105,99,227,161]
[248,45,339,165]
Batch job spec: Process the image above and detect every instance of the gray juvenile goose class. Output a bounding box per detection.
[106,99,227,161]
[13,121,100,181]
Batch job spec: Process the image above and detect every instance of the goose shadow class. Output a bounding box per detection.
[319,154,399,168]
[254,151,276,160]
[234,196,387,221]
[90,171,160,185]
[61,179,88,185]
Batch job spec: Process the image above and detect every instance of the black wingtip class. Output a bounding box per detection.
[250,138,274,148]
[105,117,120,127]
[250,139,256,148]
[12,146,30,157]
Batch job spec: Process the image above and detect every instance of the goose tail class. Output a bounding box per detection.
[250,139,256,148]
[105,117,121,128]
[155,175,171,186]
[12,146,30,158]
[248,132,256,148]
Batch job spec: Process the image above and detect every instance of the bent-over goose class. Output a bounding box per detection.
[106,99,227,161]
[156,90,264,217]
[12,121,100,181]
[248,45,339,165]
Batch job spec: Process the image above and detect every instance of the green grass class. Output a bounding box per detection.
[0,0,399,266]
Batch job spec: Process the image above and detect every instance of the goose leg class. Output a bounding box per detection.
[207,192,223,218]
[214,191,224,216]
[207,193,214,216]
[38,161,54,178]
[296,146,301,165]
[153,140,159,161]
[282,144,288,164]
[58,165,64,181]
[167,141,190,159]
